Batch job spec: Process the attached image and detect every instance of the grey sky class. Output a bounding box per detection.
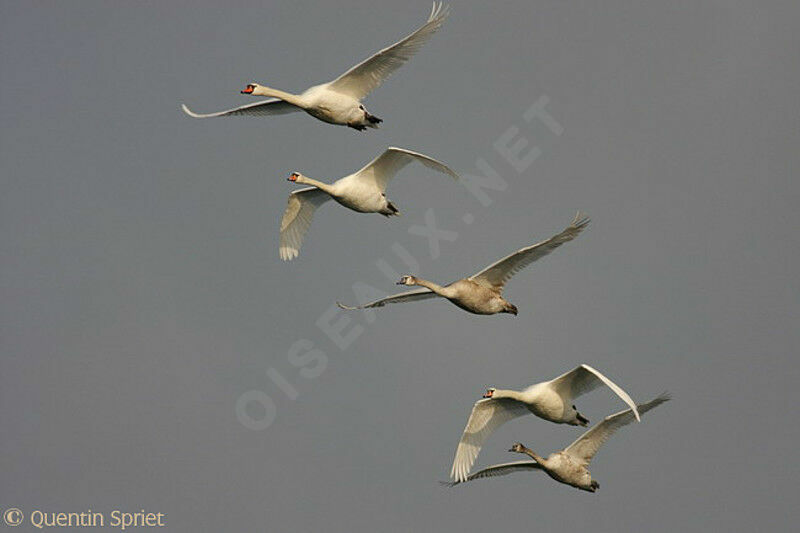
[2,0,799,531]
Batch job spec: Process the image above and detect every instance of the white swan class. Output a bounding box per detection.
[337,212,590,315]
[449,365,640,483]
[444,393,670,491]
[279,147,459,260]
[181,3,450,131]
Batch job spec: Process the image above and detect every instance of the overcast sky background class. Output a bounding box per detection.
[2,1,799,531]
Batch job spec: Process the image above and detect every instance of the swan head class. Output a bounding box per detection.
[502,302,518,316]
[508,442,527,454]
[396,275,418,286]
[482,388,496,399]
[288,172,305,183]
[241,83,259,95]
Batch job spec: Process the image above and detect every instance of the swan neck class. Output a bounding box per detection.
[413,278,448,296]
[493,389,524,402]
[255,85,303,106]
[522,447,545,464]
[298,176,334,195]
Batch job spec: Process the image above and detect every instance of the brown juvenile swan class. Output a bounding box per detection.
[449,364,640,483]
[337,212,589,315]
[444,393,670,491]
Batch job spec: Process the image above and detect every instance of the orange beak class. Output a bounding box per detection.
[288,173,298,182]
[241,85,254,94]
[482,390,493,398]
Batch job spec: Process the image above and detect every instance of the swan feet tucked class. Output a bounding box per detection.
[574,405,590,426]
[381,198,400,217]
[348,122,368,131]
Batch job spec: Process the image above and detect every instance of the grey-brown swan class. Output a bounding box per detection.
[181,3,450,131]
[337,212,590,315]
[279,147,458,260]
[449,365,640,483]
[444,393,670,491]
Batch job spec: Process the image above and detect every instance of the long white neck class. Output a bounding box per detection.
[492,389,526,402]
[297,176,336,196]
[253,85,305,107]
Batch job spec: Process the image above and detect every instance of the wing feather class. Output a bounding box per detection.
[181,99,301,119]
[469,212,590,292]
[336,288,438,310]
[327,2,450,100]
[548,364,640,422]
[352,146,459,192]
[564,393,670,465]
[279,187,331,261]
[450,398,530,482]
[442,461,542,487]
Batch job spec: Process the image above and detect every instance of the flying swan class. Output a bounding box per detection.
[444,393,670,491]
[448,364,641,483]
[181,3,450,131]
[337,212,590,315]
[279,147,459,260]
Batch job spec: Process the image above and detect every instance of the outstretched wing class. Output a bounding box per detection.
[351,147,459,192]
[181,99,301,119]
[564,393,670,466]
[279,187,331,261]
[548,364,640,422]
[336,288,438,310]
[450,398,530,482]
[326,2,450,100]
[442,461,542,487]
[469,212,590,292]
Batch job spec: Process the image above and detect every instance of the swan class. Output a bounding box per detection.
[444,393,670,491]
[279,147,459,260]
[181,3,450,131]
[449,364,640,483]
[337,212,590,315]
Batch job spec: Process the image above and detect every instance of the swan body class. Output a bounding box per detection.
[401,278,511,315]
[181,3,450,131]
[445,394,670,491]
[337,212,590,315]
[279,147,459,260]
[449,364,640,483]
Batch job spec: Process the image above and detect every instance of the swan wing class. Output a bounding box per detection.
[468,212,590,292]
[351,147,459,192]
[279,187,331,261]
[336,288,438,310]
[564,393,670,466]
[441,461,542,486]
[450,398,530,482]
[548,364,640,422]
[326,2,450,100]
[181,99,301,119]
